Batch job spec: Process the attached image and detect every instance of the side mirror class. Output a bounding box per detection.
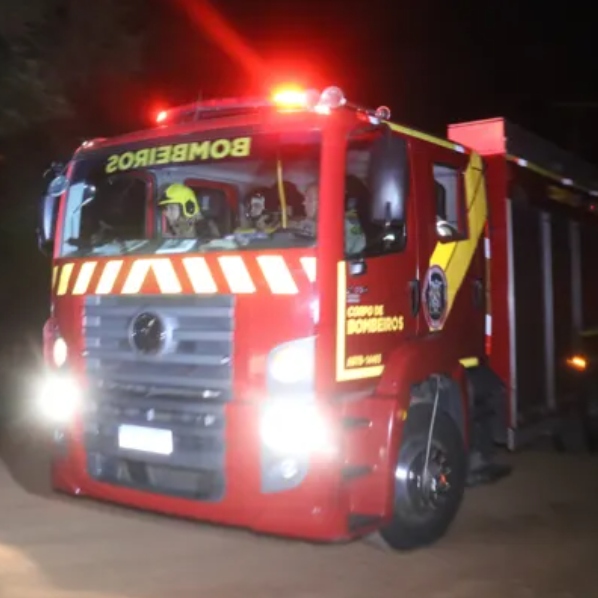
[37,172,69,257]
[367,126,409,226]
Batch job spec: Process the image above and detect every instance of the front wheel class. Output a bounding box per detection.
[378,403,467,551]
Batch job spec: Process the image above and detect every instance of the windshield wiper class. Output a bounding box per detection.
[67,221,131,254]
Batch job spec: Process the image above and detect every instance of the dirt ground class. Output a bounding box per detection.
[1,422,597,598]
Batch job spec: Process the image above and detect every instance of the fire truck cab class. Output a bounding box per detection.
[35,85,596,551]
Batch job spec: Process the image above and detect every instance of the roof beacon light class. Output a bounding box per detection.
[375,105,392,120]
[318,86,346,111]
[156,110,168,124]
[272,87,320,111]
[273,88,306,107]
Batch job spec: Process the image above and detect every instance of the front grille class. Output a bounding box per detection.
[83,294,234,399]
[81,294,233,500]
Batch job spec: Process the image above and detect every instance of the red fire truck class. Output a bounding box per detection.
[36,86,598,551]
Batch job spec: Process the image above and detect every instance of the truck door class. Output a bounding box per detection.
[336,131,419,385]
[415,141,486,353]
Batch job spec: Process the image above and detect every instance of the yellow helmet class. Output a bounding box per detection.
[158,183,200,219]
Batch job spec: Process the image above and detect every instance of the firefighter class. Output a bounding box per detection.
[288,182,317,236]
[237,189,281,233]
[291,181,366,254]
[158,183,220,239]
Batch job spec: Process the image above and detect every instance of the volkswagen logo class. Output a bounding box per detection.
[130,312,165,355]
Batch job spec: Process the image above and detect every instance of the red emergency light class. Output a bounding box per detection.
[151,85,391,127]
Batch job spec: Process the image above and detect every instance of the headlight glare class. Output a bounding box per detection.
[52,337,68,367]
[260,401,335,456]
[36,374,80,424]
[268,337,315,385]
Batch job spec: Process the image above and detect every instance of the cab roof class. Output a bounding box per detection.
[74,85,471,159]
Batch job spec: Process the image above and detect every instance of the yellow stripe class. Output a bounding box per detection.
[388,122,461,151]
[300,256,316,283]
[429,152,487,329]
[507,154,598,214]
[56,263,74,296]
[257,255,298,295]
[459,357,479,368]
[73,262,97,295]
[183,257,217,293]
[336,262,347,381]
[218,256,256,293]
[335,261,384,382]
[507,154,581,190]
[96,260,123,294]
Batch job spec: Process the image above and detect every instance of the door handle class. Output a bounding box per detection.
[410,279,420,317]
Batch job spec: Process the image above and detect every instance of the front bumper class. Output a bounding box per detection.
[51,400,357,542]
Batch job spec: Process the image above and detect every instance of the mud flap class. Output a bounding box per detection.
[463,365,513,486]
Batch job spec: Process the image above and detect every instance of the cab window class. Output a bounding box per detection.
[345,132,409,258]
[433,163,466,240]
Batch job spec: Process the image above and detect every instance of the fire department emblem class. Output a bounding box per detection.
[130,312,166,355]
[422,266,447,330]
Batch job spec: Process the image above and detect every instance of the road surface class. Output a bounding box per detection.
[1,422,597,598]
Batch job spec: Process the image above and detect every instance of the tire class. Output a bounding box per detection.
[378,403,467,551]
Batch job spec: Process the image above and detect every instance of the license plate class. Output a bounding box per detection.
[118,425,173,456]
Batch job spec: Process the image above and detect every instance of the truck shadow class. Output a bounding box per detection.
[0,410,54,497]
[0,353,55,497]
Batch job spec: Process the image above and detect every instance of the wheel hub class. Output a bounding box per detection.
[407,446,452,510]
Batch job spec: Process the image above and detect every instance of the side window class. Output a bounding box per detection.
[345,134,408,258]
[79,173,147,239]
[433,163,466,240]
[184,179,234,236]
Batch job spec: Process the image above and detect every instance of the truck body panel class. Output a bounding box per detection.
[449,117,598,448]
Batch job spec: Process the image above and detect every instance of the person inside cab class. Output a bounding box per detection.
[290,182,318,237]
[235,188,281,234]
[158,183,220,239]
[290,180,366,254]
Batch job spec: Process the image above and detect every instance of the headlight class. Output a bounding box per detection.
[268,337,315,385]
[35,374,81,423]
[52,337,68,367]
[260,400,335,456]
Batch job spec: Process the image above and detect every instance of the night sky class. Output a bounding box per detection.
[128,1,598,163]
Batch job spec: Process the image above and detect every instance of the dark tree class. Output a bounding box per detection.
[0,0,146,137]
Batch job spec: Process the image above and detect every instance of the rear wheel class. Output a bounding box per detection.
[378,403,467,550]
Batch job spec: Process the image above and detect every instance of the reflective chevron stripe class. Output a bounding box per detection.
[53,254,313,296]
[300,256,316,283]
[182,257,217,293]
[122,259,182,294]
[73,262,97,295]
[257,255,298,295]
[96,260,123,294]
[218,256,256,294]
[56,263,74,296]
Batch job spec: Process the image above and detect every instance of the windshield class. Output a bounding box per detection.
[59,130,321,257]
